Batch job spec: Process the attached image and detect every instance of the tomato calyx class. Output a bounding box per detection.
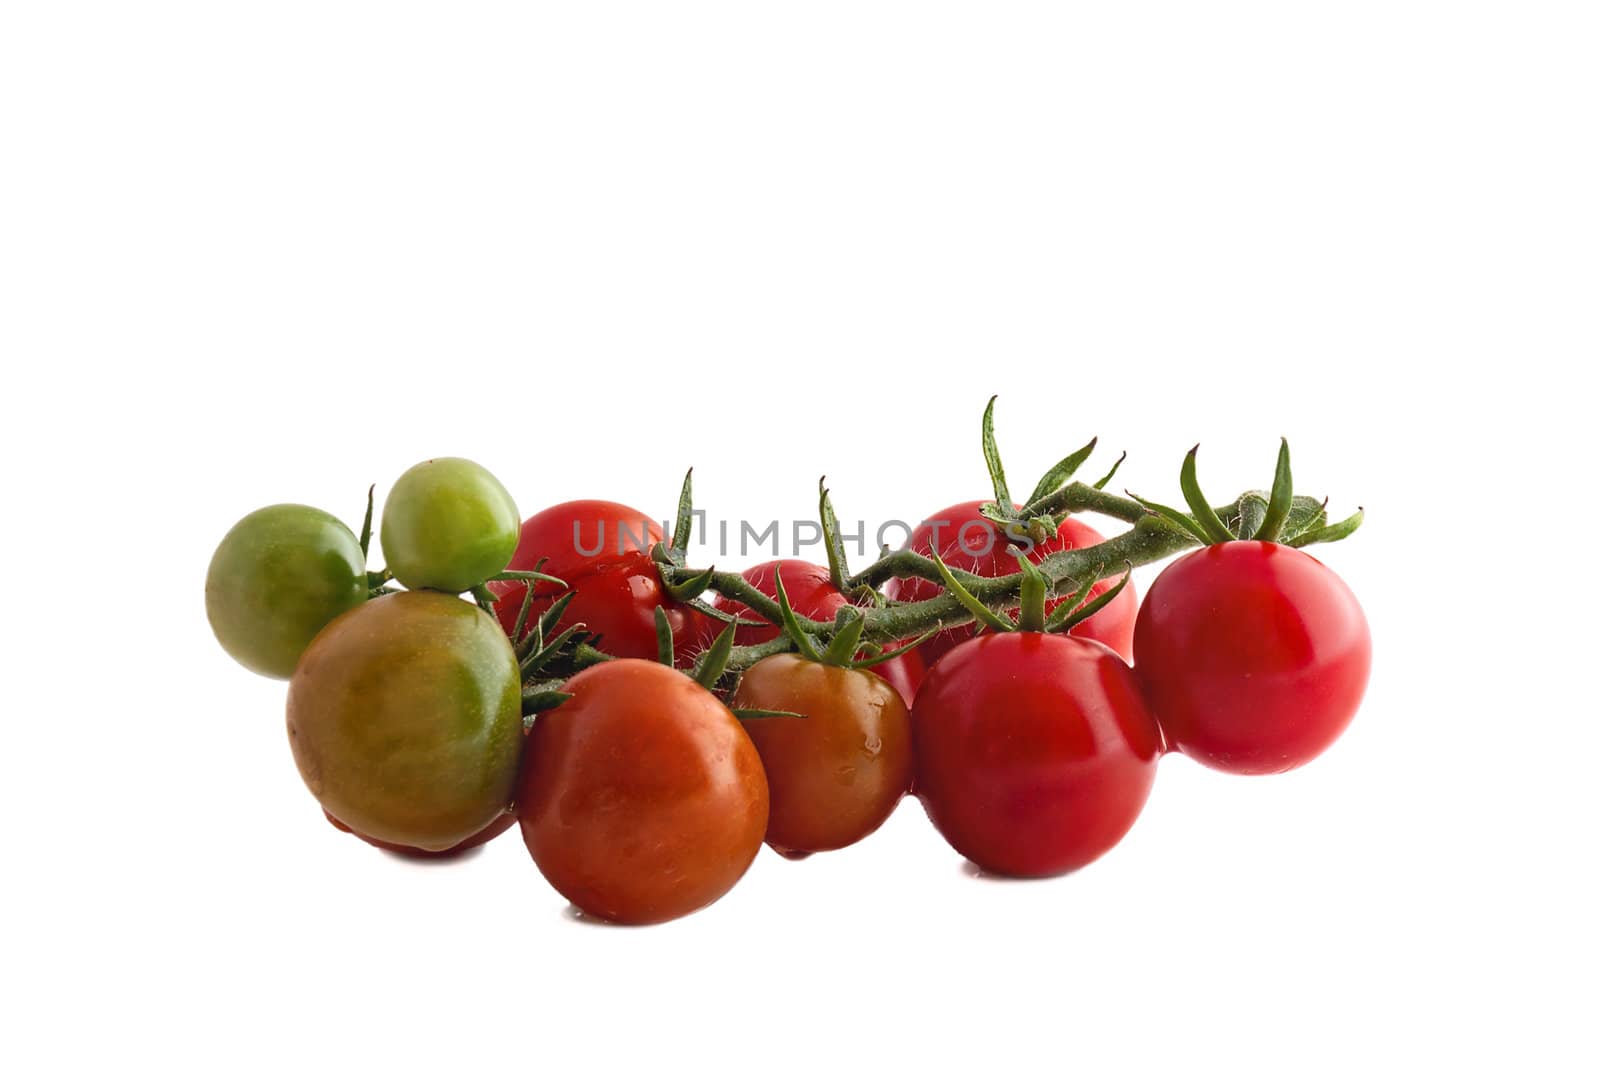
[923,540,1134,637]
[974,395,1125,546]
[1130,439,1364,548]
[768,565,932,674]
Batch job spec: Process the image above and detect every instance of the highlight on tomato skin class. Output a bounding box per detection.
[729,652,914,856]
[887,502,1138,665]
[1132,541,1372,775]
[911,631,1162,878]
[517,659,769,925]
[710,559,924,703]
[487,499,705,667]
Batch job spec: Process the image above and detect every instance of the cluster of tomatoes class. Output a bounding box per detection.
[207,445,1371,925]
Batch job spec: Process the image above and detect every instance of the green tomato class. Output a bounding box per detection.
[206,504,368,679]
[287,591,524,852]
[380,457,519,593]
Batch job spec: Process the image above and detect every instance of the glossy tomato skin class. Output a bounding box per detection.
[380,457,519,594]
[323,808,517,858]
[730,654,913,855]
[206,504,368,679]
[711,560,925,704]
[287,591,524,852]
[1133,542,1371,774]
[887,502,1137,664]
[518,659,769,924]
[913,632,1161,877]
[488,500,703,666]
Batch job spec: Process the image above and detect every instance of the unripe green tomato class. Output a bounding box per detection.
[205,504,368,679]
[287,591,524,852]
[380,457,519,593]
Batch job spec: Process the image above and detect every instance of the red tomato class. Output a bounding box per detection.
[886,502,1137,664]
[729,653,913,855]
[323,809,517,858]
[488,499,704,666]
[517,659,769,924]
[711,560,924,704]
[913,631,1161,877]
[1133,541,1371,774]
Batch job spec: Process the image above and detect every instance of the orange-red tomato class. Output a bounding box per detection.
[517,659,769,924]
[730,654,912,856]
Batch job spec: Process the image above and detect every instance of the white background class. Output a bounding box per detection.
[4,3,1596,1064]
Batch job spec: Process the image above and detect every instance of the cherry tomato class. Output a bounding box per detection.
[206,504,368,679]
[287,591,524,852]
[1132,541,1371,774]
[711,560,924,703]
[323,809,518,858]
[913,631,1161,877]
[518,659,768,924]
[887,502,1137,664]
[729,653,912,856]
[380,457,519,594]
[488,500,703,666]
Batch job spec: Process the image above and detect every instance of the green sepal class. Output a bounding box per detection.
[662,564,716,602]
[818,479,853,592]
[1013,551,1048,632]
[520,624,587,677]
[730,708,807,721]
[681,597,775,629]
[653,605,675,667]
[470,584,498,612]
[670,467,695,561]
[821,606,867,667]
[1180,446,1235,543]
[1043,564,1106,630]
[1287,507,1364,547]
[927,547,1015,633]
[1092,452,1127,491]
[489,569,568,589]
[1254,439,1294,543]
[508,573,540,645]
[364,569,392,598]
[1046,566,1133,635]
[521,686,572,715]
[980,396,1014,514]
[530,591,577,651]
[848,628,935,670]
[692,618,740,690]
[359,484,376,560]
[1282,495,1330,542]
[1024,437,1097,513]
[772,564,824,660]
[1127,493,1209,544]
[1230,492,1270,539]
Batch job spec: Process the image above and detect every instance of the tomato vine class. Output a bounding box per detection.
[493,400,1364,701]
